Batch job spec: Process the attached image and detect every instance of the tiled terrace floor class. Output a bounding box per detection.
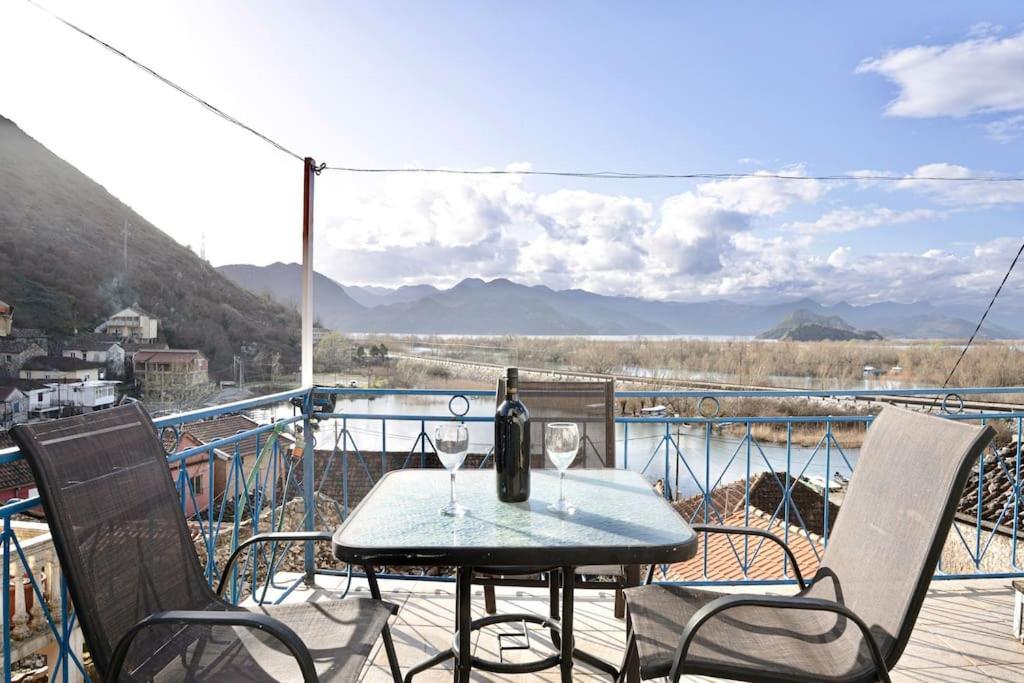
[256,574,1024,682]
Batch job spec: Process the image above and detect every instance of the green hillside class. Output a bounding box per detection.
[0,114,300,377]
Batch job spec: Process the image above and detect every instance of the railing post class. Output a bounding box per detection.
[303,392,315,586]
[2,518,9,683]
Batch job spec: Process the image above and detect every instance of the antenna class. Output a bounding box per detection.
[201,232,207,262]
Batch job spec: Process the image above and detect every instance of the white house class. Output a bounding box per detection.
[20,357,105,382]
[62,336,126,379]
[95,306,159,342]
[0,387,27,428]
[48,381,118,412]
[19,382,59,419]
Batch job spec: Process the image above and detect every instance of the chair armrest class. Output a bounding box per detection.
[669,593,890,683]
[217,531,334,596]
[691,524,807,589]
[106,609,317,683]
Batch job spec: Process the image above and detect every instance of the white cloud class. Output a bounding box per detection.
[827,246,851,268]
[857,30,1024,118]
[644,167,826,276]
[786,207,939,234]
[312,164,1023,309]
[894,163,1024,205]
[983,113,1024,142]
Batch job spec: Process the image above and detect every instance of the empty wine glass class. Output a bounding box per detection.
[545,422,580,514]
[435,423,469,516]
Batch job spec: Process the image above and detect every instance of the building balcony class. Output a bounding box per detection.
[1,385,1023,681]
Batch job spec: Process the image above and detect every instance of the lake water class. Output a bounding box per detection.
[256,394,859,501]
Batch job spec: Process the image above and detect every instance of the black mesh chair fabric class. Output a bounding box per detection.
[624,406,995,681]
[496,379,615,468]
[12,404,391,682]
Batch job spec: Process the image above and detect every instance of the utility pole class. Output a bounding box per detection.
[301,158,316,388]
[123,219,129,274]
[300,157,316,585]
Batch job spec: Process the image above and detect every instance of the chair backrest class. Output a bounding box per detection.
[807,406,994,667]
[12,404,219,678]
[495,379,616,468]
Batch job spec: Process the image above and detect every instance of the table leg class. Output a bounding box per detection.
[455,567,472,683]
[560,565,574,682]
[624,565,641,683]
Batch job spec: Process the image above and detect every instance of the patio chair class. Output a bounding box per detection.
[12,403,403,682]
[479,379,639,619]
[619,406,995,683]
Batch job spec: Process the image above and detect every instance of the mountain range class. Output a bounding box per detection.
[217,262,1021,339]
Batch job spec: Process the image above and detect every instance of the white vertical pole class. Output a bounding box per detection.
[301,158,315,388]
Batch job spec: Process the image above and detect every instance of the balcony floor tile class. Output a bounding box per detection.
[250,574,1024,682]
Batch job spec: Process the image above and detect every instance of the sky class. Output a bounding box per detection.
[2,1,1024,312]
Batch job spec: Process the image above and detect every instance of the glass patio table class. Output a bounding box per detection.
[333,468,697,682]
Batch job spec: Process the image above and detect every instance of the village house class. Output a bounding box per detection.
[133,348,208,388]
[0,432,35,504]
[0,339,46,378]
[61,335,126,379]
[0,386,28,428]
[48,381,118,413]
[0,300,13,337]
[167,432,230,517]
[181,413,294,499]
[19,356,106,382]
[14,381,60,420]
[94,306,159,342]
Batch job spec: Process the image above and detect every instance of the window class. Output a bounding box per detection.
[190,474,203,495]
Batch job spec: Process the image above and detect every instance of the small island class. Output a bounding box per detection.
[757,309,883,342]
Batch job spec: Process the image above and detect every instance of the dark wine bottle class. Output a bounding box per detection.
[495,367,530,502]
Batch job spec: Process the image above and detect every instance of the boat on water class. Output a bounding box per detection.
[639,404,669,417]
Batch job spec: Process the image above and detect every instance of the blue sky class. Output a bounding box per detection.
[2,1,1024,313]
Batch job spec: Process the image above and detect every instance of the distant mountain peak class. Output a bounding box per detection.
[759,309,882,341]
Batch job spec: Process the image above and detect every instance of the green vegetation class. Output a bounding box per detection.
[0,115,300,378]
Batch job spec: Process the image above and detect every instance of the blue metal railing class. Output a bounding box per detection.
[0,384,1022,680]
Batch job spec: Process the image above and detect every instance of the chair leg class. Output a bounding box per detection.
[616,631,638,683]
[614,586,625,619]
[484,583,497,614]
[380,624,403,683]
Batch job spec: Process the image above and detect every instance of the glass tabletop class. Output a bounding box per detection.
[332,469,697,567]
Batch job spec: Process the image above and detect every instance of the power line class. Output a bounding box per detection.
[324,166,1024,183]
[931,237,1024,409]
[25,0,304,162]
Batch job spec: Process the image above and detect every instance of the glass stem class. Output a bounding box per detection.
[559,470,565,503]
[450,471,457,506]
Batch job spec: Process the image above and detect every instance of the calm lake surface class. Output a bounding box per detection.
[258,394,859,500]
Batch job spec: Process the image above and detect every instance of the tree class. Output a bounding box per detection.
[314,332,350,372]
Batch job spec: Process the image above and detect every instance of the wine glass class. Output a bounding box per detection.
[545,422,580,514]
[435,423,469,516]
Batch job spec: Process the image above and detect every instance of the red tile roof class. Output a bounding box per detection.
[657,507,824,582]
[134,349,205,363]
[179,414,285,461]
